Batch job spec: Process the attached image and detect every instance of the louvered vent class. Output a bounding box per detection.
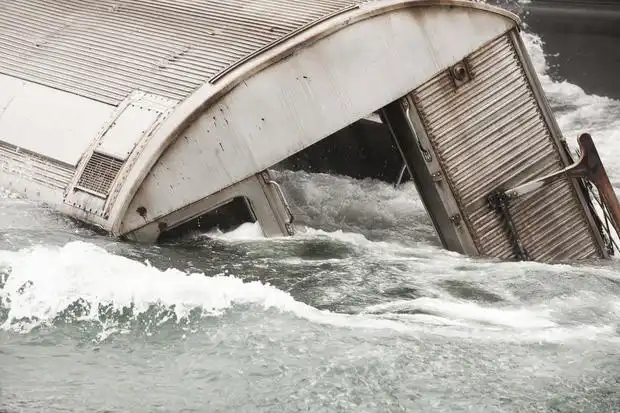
[76,152,124,197]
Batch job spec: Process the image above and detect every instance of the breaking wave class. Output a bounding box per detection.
[0,241,422,340]
[0,237,617,344]
[0,241,306,333]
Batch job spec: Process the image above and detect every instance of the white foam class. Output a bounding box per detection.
[363,297,556,329]
[204,219,430,259]
[520,29,620,245]
[0,241,301,332]
[362,295,618,344]
[293,226,412,252]
[521,31,620,148]
[0,241,416,335]
[272,170,430,237]
[0,241,616,344]
[205,221,267,241]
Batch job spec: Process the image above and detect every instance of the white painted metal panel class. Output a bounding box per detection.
[119,6,516,233]
[126,172,292,241]
[0,75,24,115]
[0,74,115,166]
[0,141,75,190]
[97,104,162,161]
[411,33,602,261]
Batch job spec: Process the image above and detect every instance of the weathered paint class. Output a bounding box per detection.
[407,32,604,261]
[119,3,517,235]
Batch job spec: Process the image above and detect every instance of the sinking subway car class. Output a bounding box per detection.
[0,0,618,262]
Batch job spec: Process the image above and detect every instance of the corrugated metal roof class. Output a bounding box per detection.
[0,0,358,105]
[0,139,75,190]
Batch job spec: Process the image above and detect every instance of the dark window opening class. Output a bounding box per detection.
[275,116,410,185]
[157,196,256,242]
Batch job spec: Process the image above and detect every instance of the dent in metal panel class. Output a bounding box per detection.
[413,32,601,261]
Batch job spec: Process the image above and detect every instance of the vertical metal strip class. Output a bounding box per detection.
[402,96,481,255]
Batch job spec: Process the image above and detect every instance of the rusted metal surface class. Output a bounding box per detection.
[0,0,357,105]
[412,31,604,261]
[576,134,620,239]
[501,133,620,244]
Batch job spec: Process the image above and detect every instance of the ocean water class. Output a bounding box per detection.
[1,6,620,413]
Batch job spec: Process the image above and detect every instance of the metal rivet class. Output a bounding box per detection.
[450,214,462,227]
[452,64,467,82]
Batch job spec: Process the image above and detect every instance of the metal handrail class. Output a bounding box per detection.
[266,179,295,227]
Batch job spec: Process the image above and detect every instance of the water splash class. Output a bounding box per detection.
[0,241,306,333]
[0,241,427,339]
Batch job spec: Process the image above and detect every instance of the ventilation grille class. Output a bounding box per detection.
[76,152,124,197]
[412,32,600,262]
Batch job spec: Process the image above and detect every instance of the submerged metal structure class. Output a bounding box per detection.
[0,0,618,262]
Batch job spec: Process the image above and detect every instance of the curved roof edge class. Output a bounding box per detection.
[107,0,521,234]
[208,1,521,85]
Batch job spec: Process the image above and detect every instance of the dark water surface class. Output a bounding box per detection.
[2,6,620,413]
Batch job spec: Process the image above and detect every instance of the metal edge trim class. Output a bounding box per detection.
[208,1,520,85]
[208,4,360,84]
[74,185,108,200]
[210,0,521,85]
[404,95,481,256]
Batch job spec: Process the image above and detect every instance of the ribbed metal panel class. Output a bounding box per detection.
[413,33,600,261]
[0,140,75,190]
[0,0,357,105]
[76,152,124,197]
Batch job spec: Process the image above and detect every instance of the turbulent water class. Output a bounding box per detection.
[2,11,620,413]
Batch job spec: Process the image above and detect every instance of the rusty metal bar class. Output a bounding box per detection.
[575,133,620,238]
[501,133,620,238]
